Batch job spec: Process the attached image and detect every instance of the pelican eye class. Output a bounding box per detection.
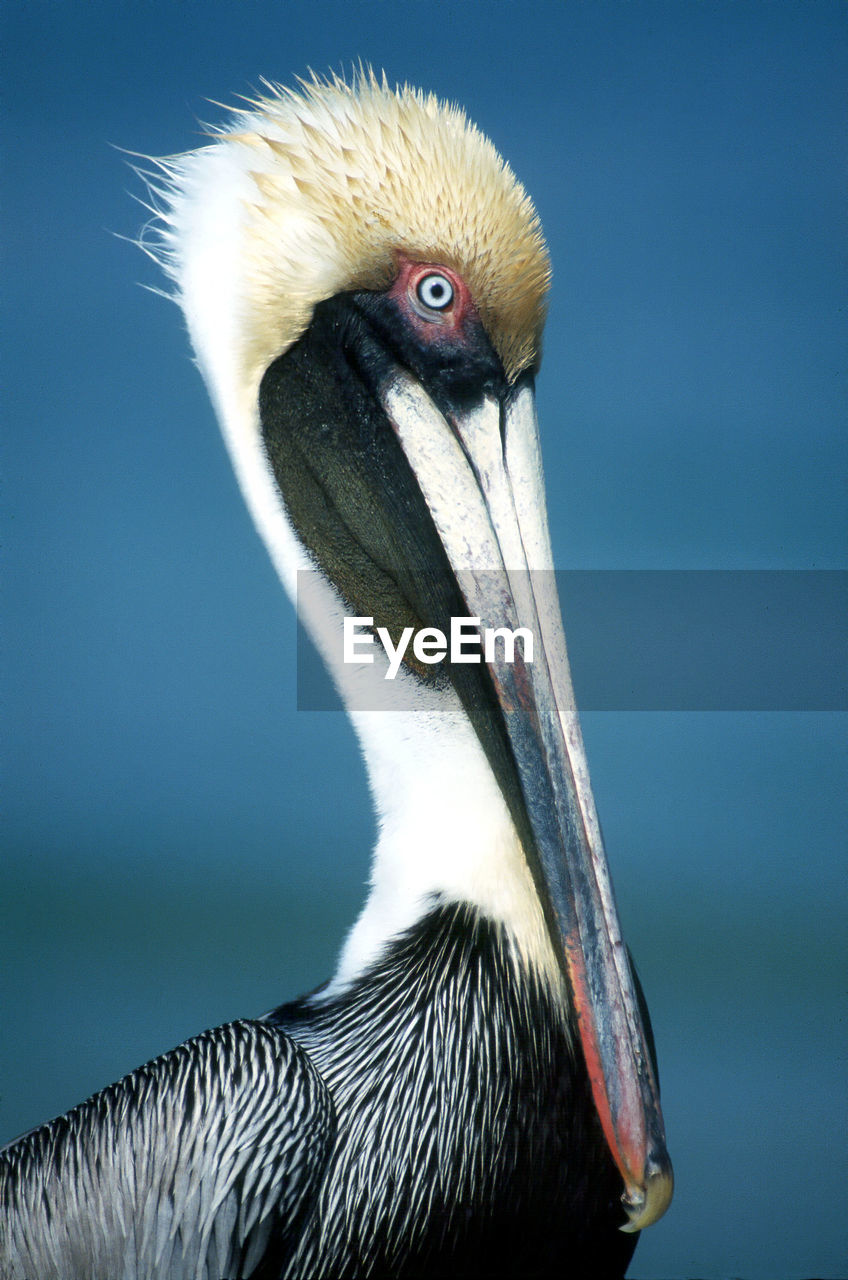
[416,273,454,312]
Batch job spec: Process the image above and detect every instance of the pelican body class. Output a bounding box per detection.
[0,75,672,1279]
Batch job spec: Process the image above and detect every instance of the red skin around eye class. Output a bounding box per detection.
[388,255,480,345]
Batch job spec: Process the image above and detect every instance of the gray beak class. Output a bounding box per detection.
[380,371,673,1231]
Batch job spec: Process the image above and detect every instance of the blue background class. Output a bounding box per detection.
[2,3,845,1276]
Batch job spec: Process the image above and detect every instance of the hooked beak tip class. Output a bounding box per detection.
[620,1153,674,1233]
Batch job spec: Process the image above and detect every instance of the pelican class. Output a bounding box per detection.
[0,73,672,1279]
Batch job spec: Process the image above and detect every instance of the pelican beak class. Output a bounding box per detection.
[380,371,673,1232]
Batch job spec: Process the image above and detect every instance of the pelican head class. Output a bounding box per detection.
[145,71,672,1234]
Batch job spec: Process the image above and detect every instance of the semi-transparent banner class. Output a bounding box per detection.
[295,570,846,711]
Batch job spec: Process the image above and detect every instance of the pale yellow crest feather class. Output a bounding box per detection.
[158,72,550,391]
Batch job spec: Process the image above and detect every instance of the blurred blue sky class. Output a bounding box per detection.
[2,3,846,1276]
